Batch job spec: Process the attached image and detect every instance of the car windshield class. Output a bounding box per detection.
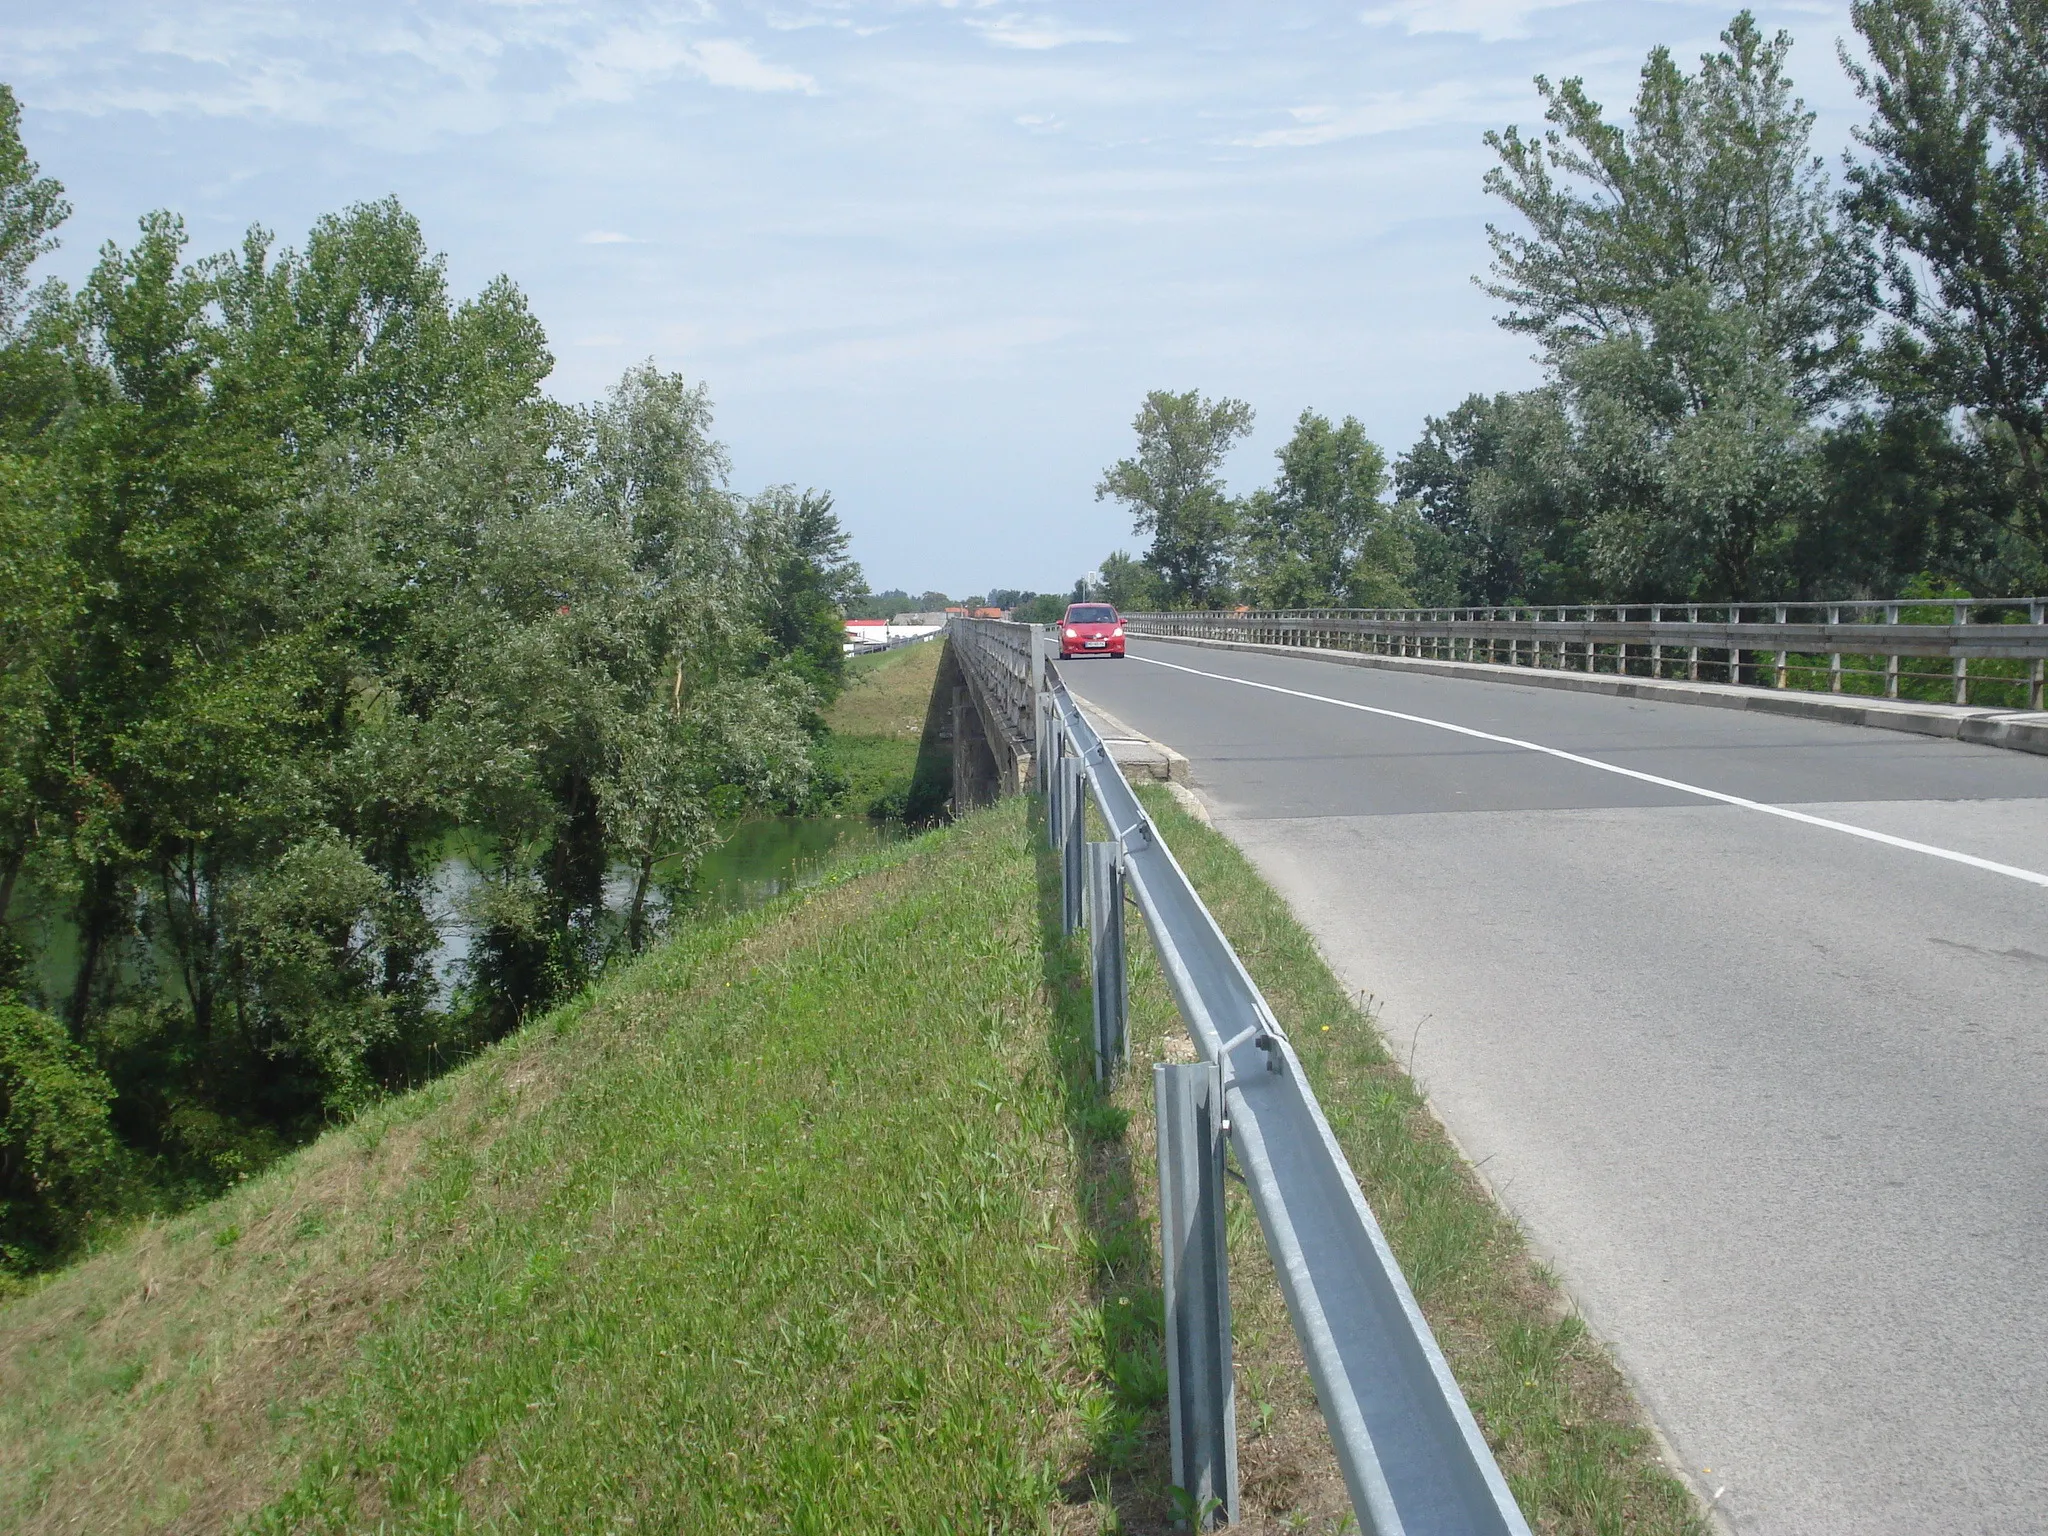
[1067,606,1117,624]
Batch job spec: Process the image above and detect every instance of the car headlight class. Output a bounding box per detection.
[1112,627,1124,636]
[1065,628,1079,638]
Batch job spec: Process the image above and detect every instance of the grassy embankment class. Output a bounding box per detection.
[814,640,944,819]
[0,712,1703,1531]
[0,806,1129,1532]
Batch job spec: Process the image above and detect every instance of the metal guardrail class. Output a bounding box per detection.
[1128,599,2048,709]
[989,612,1528,1534]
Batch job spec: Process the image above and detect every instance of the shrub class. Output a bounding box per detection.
[0,1001,119,1268]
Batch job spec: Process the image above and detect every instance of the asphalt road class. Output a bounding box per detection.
[1065,637,2048,1536]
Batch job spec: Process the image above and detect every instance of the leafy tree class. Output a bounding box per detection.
[1486,11,1860,401]
[57,211,309,1040]
[1096,550,1164,612]
[0,1001,118,1265]
[1844,0,2048,568]
[747,486,864,712]
[0,102,851,1260]
[0,453,69,952]
[1096,390,1253,605]
[1012,593,1067,623]
[1478,13,1851,598]
[0,85,71,444]
[1239,410,1412,607]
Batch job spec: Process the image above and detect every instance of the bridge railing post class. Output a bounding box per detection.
[1155,1061,1238,1529]
[1088,841,1127,1079]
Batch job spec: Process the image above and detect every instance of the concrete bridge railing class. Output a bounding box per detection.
[941,616,1041,811]
[1127,598,2048,709]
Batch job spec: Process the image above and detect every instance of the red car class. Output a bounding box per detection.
[1058,603,1126,659]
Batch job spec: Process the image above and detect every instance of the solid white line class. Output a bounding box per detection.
[1134,654,2048,890]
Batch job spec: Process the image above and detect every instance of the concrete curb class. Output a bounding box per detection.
[1069,691,1192,784]
[1135,632,2048,758]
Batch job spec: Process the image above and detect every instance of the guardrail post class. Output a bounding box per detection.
[1087,841,1126,1080]
[1048,731,1064,843]
[2034,601,2045,710]
[1061,760,1086,936]
[1036,698,1053,799]
[1155,1061,1237,1530]
[1955,602,1970,705]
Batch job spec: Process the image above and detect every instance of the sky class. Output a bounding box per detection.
[4,0,1869,596]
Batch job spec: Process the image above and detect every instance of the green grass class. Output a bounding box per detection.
[0,761,1707,1535]
[814,641,943,817]
[0,804,1141,1533]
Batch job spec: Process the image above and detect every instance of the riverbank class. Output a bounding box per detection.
[1,781,1704,1535]
[1,803,1119,1531]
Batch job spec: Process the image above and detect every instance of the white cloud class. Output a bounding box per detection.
[691,37,819,92]
[568,28,817,99]
[967,15,1130,49]
[1235,81,1515,147]
[1358,0,1599,43]
[578,230,636,243]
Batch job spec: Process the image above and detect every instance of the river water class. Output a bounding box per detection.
[19,816,907,1011]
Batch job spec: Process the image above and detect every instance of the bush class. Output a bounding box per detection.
[0,1002,119,1268]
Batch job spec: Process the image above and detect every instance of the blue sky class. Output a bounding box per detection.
[5,0,1865,596]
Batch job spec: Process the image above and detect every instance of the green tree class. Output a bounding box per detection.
[0,84,72,444]
[1845,0,2048,567]
[1479,13,1851,598]
[1096,550,1163,612]
[1486,11,1859,400]
[1239,411,1412,607]
[1096,390,1253,606]
[746,486,865,711]
[0,1001,118,1265]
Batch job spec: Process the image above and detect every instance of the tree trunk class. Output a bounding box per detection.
[0,840,22,931]
[68,865,118,1030]
[626,852,654,953]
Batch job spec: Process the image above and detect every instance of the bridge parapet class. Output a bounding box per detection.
[1128,597,2048,708]
[942,616,1042,810]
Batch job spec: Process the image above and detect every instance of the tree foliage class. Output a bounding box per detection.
[1238,411,1415,607]
[1846,0,2048,557]
[1095,389,1253,605]
[1101,7,2048,611]
[0,100,859,1266]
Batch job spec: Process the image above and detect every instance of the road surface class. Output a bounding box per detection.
[1067,637,2048,1535]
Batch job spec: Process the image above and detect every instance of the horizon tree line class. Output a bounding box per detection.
[1095,3,2048,614]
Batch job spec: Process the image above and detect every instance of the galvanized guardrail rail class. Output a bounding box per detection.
[950,615,1530,1533]
[1128,599,2048,709]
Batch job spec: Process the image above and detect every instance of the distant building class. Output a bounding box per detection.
[844,616,942,651]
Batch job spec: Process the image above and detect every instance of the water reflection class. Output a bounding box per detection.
[17,817,908,1014]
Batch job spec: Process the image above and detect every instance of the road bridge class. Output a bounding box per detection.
[1064,634,2048,1535]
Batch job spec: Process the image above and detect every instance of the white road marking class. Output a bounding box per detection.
[1135,654,2048,890]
